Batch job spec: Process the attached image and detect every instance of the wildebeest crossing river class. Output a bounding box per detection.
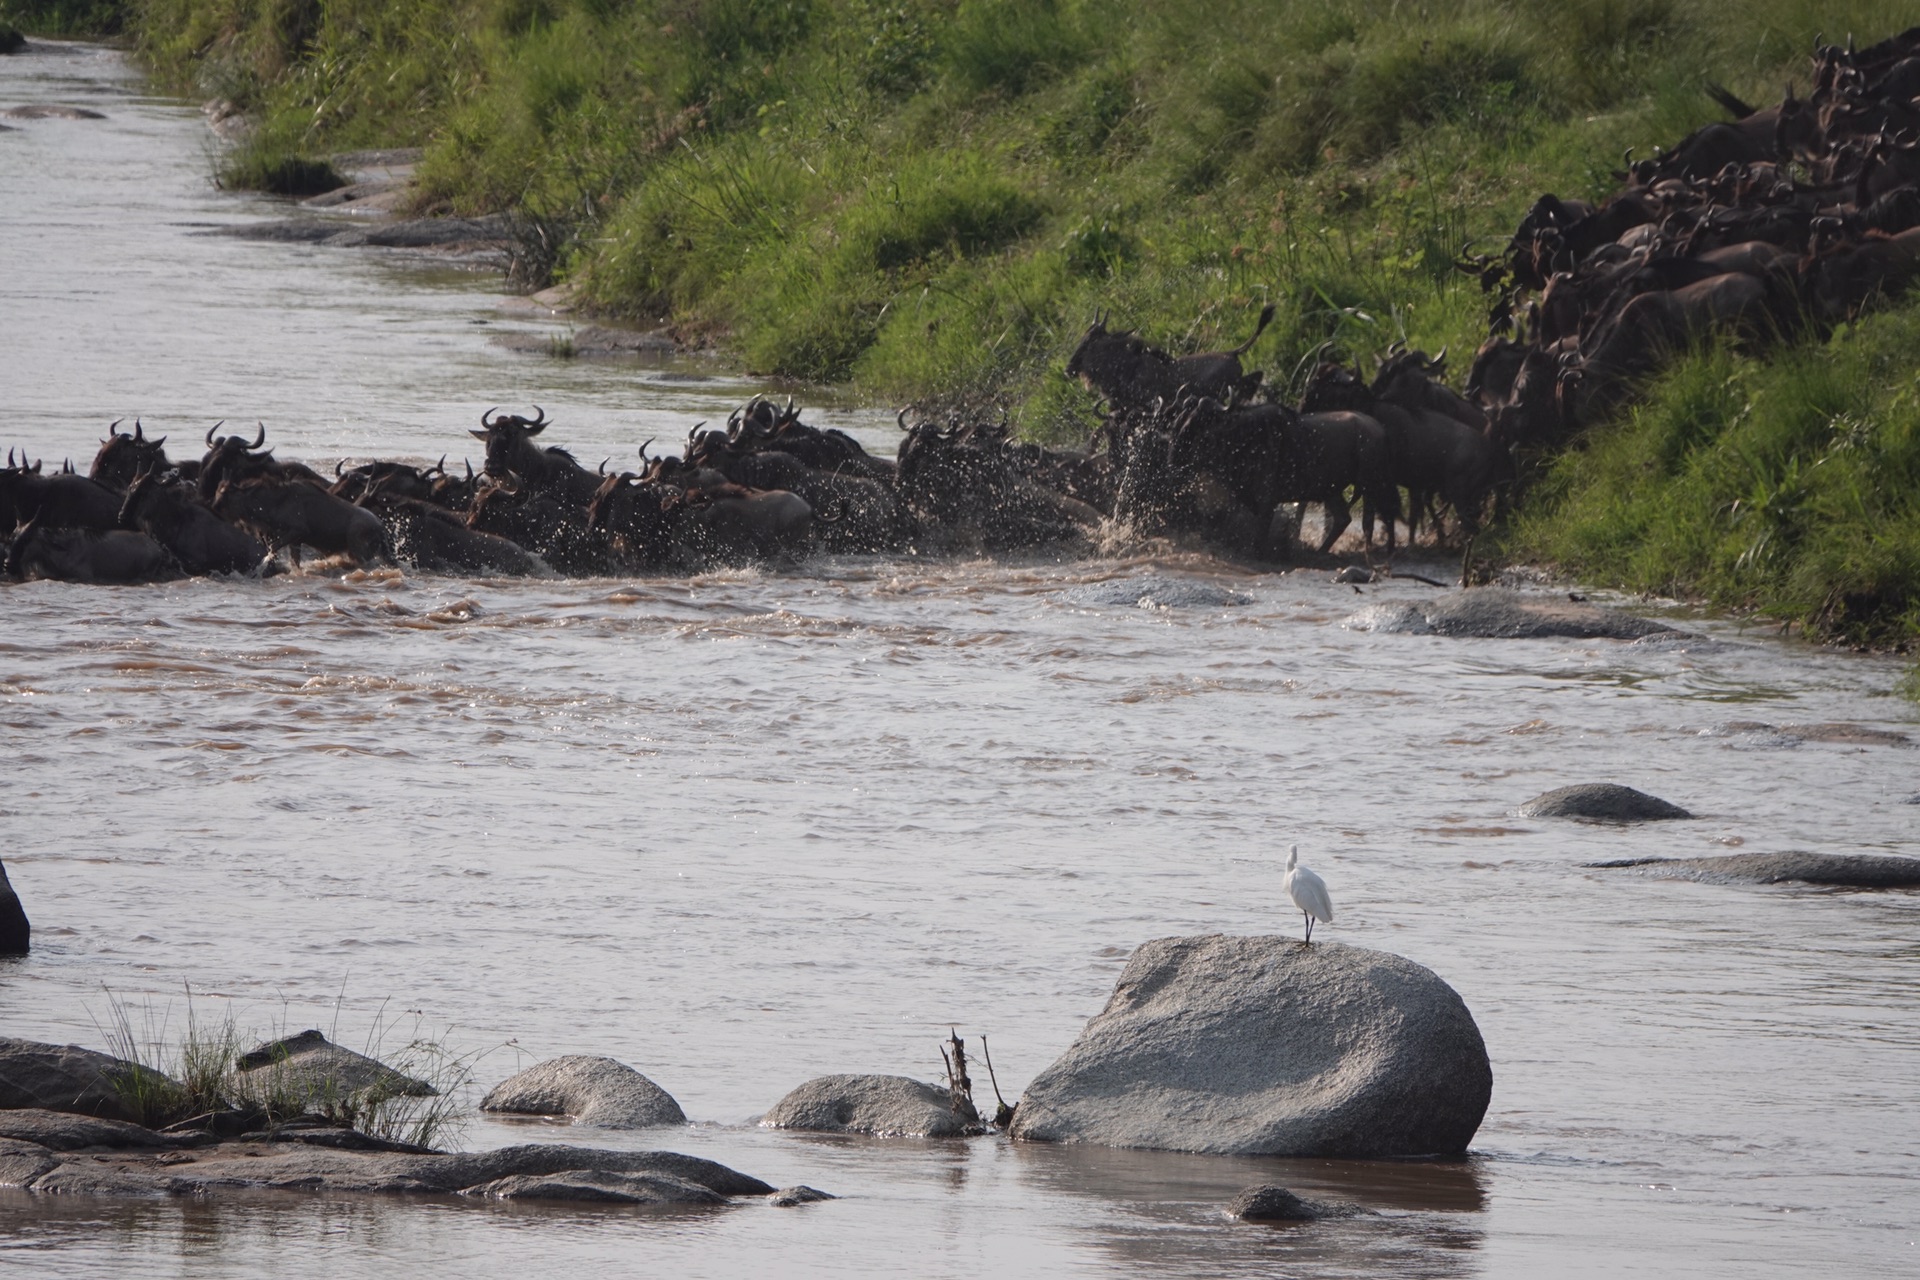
[3,39,1917,1280]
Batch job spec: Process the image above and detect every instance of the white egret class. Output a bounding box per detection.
[1282,844,1333,944]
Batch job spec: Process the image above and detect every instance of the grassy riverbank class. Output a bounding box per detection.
[14,0,1920,653]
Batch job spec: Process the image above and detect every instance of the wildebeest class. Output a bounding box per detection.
[211,475,388,566]
[468,407,603,506]
[197,423,327,500]
[119,471,270,576]
[6,516,178,584]
[0,451,126,532]
[1065,303,1276,411]
[361,485,545,576]
[91,421,186,491]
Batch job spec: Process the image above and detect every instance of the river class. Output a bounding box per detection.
[2,38,1917,1280]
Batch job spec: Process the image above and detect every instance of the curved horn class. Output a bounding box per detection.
[896,408,911,432]
[133,420,146,442]
[335,459,345,478]
[526,406,548,433]
[108,419,124,439]
[638,438,654,462]
[249,423,266,450]
[599,457,610,476]
[464,458,474,482]
[206,421,224,448]
[481,406,502,429]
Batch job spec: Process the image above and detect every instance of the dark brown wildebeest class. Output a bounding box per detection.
[211,475,388,566]
[0,451,125,532]
[360,484,545,576]
[1065,303,1275,411]
[468,407,603,506]
[6,514,178,584]
[119,471,269,576]
[196,423,327,500]
[91,421,187,491]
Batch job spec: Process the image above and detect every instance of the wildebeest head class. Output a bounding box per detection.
[197,421,270,499]
[469,406,553,479]
[91,420,174,491]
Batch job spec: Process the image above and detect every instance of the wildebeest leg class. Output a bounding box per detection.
[1318,495,1351,554]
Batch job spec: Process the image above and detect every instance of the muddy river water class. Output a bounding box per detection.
[3,39,1917,1280]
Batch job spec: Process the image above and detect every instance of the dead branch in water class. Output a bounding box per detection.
[980,1035,1014,1128]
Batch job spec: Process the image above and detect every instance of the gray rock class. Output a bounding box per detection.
[232,1030,433,1107]
[3,104,106,120]
[1227,1183,1369,1221]
[0,1137,61,1186]
[1586,852,1920,888]
[481,1056,685,1129]
[1516,784,1692,822]
[769,1184,836,1206]
[0,857,26,953]
[1346,588,1673,639]
[0,1109,182,1151]
[460,1169,726,1205]
[1702,720,1910,748]
[1905,794,1920,805]
[762,1074,982,1138]
[0,1037,174,1121]
[1009,936,1492,1158]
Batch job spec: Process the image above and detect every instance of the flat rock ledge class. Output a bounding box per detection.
[0,1133,774,1204]
[761,1074,983,1138]
[481,1056,685,1129]
[1346,588,1674,640]
[1009,936,1492,1158]
[1517,784,1692,822]
[1586,852,1920,888]
[1228,1184,1372,1222]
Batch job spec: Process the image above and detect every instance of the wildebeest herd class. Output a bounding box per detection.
[8,29,1920,586]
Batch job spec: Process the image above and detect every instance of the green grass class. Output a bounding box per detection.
[0,0,126,37]
[95,986,480,1149]
[77,0,1920,649]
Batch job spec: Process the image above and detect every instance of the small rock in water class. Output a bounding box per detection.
[1585,851,1920,888]
[1227,1184,1368,1222]
[1904,794,1920,805]
[1516,784,1691,822]
[761,1074,981,1138]
[769,1185,836,1206]
[481,1056,685,1129]
[0,856,28,954]
[1009,936,1491,1158]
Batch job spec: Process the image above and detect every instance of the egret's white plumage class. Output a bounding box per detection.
[1282,844,1333,943]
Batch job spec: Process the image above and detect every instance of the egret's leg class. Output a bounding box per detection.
[1303,912,1313,944]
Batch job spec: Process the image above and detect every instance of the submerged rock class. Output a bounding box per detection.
[460,1169,726,1205]
[232,1030,433,1106]
[1227,1184,1369,1222]
[481,1056,685,1129]
[0,857,26,954]
[761,1074,981,1138]
[1701,720,1911,748]
[3,104,106,120]
[1009,936,1491,1158]
[1587,852,1920,888]
[1517,784,1692,822]
[1345,588,1673,639]
[1065,576,1253,609]
[0,1038,174,1122]
[0,1138,774,1200]
[769,1185,837,1206]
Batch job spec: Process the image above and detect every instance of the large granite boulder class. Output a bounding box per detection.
[232,1030,432,1107]
[481,1056,685,1129]
[1517,784,1692,822]
[0,1109,185,1151]
[1587,852,1920,888]
[0,1038,175,1122]
[0,858,26,954]
[1346,588,1673,639]
[761,1074,981,1138]
[1010,936,1491,1158]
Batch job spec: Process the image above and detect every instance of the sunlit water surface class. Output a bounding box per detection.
[2,39,1917,1280]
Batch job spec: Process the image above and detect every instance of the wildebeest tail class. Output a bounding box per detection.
[1230,302,1278,355]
